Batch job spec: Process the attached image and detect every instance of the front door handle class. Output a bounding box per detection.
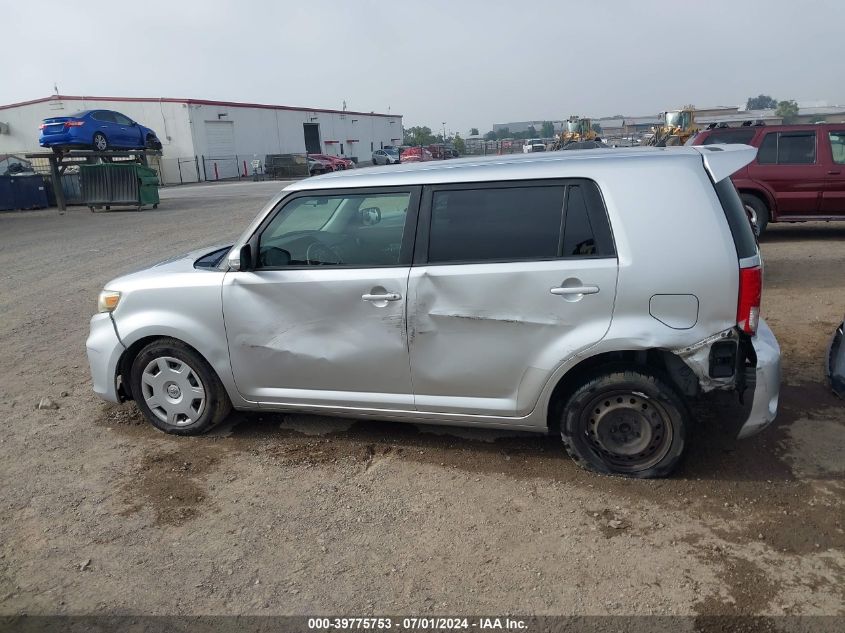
[828,170,842,175]
[550,285,599,296]
[362,293,401,302]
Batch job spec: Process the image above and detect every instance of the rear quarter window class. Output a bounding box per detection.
[714,178,758,260]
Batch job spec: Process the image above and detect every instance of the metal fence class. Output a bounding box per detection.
[8,150,314,189]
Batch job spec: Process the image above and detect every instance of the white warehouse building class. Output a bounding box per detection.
[0,94,404,184]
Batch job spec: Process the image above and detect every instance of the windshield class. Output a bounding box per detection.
[384,148,399,155]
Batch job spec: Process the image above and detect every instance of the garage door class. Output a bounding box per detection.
[204,121,237,179]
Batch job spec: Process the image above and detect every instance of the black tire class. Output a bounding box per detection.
[130,338,232,435]
[372,159,377,165]
[92,132,108,152]
[560,369,689,478]
[740,193,769,238]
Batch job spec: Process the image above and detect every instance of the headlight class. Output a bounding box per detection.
[97,290,121,313]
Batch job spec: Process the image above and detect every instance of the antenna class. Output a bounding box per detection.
[53,82,59,95]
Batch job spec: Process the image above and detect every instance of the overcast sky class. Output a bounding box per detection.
[4,0,843,134]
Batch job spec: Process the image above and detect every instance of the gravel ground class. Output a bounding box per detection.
[0,180,843,624]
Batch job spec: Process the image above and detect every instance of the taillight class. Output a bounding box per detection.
[64,120,84,127]
[39,123,46,130]
[737,265,762,335]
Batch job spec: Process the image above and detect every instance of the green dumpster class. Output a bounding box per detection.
[80,163,160,211]
[137,165,160,207]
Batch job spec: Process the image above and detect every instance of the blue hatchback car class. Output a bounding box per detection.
[39,110,162,151]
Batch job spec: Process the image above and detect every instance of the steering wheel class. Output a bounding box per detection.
[306,241,343,266]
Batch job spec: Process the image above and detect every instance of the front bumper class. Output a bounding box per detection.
[86,313,125,404]
[738,318,781,438]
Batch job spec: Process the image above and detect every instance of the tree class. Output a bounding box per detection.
[484,130,497,141]
[541,121,555,138]
[775,99,799,123]
[746,94,778,110]
[452,133,466,155]
[526,125,538,138]
[591,122,603,134]
[469,127,479,136]
[403,125,437,146]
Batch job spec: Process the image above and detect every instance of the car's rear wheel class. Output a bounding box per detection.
[130,338,231,435]
[560,369,689,478]
[740,193,769,238]
[93,132,108,152]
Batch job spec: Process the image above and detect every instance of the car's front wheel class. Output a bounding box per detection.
[130,338,232,435]
[93,132,108,152]
[560,369,689,478]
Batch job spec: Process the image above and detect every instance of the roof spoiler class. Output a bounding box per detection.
[691,144,757,182]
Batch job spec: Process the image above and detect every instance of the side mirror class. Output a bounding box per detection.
[228,244,252,271]
[359,206,382,226]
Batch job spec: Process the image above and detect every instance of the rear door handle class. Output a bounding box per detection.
[362,293,401,302]
[550,285,599,296]
[828,170,842,175]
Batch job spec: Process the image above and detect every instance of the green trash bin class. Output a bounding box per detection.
[80,163,160,211]
[137,165,160,208]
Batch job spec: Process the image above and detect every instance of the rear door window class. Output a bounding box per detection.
[92,111,115,123]
[756,131,817,164]
[428,186,564,263]
[426,180,614,264]
[778,132,816,164]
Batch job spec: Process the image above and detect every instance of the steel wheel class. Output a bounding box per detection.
[140,356,206,426]
[580,390,674,473]
[93,133,108,151]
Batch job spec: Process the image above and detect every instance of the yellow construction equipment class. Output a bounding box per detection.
[645,107,698,146]
[550,116,597,150]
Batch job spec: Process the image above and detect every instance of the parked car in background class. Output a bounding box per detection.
[309,154,354,170]
[39,110,162,152]
[372,148,400,165]
[523,139,547,153]
[400,146,433,162]
[690,123,845,236]
[307,157,332,176]
[86,146,779,479]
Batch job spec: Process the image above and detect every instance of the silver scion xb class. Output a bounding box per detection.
[87,146,780,478]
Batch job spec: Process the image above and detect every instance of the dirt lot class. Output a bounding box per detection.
[0,180,843,623]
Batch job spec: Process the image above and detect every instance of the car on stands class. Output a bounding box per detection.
[372,148,401,165]
[309,154,354,170]
[39,110,162,152]
[86,145,779,479]
[690,123,845,236]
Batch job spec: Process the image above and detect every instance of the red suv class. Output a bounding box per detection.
[690,124,845,236]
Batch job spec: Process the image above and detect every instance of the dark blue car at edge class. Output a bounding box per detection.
[39,110,162,151]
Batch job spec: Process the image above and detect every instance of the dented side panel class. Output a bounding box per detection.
[407,258,618,418]
[222,267,414,409]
